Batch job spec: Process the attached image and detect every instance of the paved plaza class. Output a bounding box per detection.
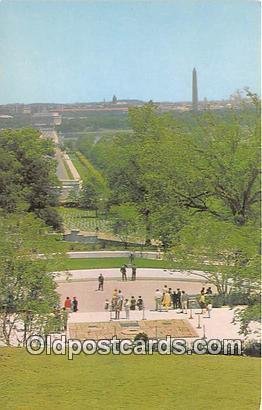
[57,268,212,312]
[56,268,249,341]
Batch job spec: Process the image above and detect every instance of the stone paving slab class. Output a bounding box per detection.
[67,307,244,341]
[69,318,198,340]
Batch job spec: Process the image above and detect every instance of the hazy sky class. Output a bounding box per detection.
[0,0,260,103]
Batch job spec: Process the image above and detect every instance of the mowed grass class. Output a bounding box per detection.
[61,257,224,272]
[63,257,170,270]
[0,348,260,410]
[69,152,89,180]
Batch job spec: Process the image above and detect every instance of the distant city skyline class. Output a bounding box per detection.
[0,0,260,104]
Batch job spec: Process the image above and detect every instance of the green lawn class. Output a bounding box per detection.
[62,257,170,270]
[61,257,230,272]
[0,348,260,409]
[69,152,89,180]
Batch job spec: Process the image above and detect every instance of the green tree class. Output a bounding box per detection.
[0,128,62,229]
[171,214,260,295]
[109,204,145,248]
[0,212,65,346]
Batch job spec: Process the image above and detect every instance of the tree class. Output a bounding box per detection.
[137,104,260,229]
[171,214,260,295]
[0,212,65,346]
[79,180,103,215]
[0,128,61,229]
[109,204,145,248]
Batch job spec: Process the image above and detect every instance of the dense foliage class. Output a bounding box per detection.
[57,111,130,133]
[0,213,64,345]
[0,128,62,229]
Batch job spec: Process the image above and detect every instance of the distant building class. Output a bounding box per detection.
[32,112,62,129]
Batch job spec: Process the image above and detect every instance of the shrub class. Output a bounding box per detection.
[243,339,261,357]
[134,332,149,343]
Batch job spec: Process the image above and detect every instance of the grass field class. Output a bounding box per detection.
[69,152,89,180]
[62,257,169,270]
[61,257,230,273]
[0,348,260,409]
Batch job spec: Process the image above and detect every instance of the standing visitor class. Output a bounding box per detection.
[172,291,178,309]
[177,289,182,309]
[181,291,189,314]
[72,296,78,312]
[129,252,135,265]
[120,265,127,281]
[206,301,212,318]
[118,290,124,310]
[124,298,130,319]
[199,293,206,314]
[137,296,144,311]
[64,297,71,312]
[162,292,171,311]
[131,265,137,281]
[155,289,163,311]
[115,296,122,319]
[130,296,136,310]
[98,274,104,291]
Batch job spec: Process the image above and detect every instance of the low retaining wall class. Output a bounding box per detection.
[67,250,162,259]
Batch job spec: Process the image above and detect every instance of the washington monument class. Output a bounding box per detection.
[192,67,198,112]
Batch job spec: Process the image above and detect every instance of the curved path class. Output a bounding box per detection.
[56,268,209,283]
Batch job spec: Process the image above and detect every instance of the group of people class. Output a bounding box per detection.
[104,289,144,320]
[120,264,137,281]
[63,296,79,313]
[96,265,137,292]
[154,285,213,314]
[154,286,189,313]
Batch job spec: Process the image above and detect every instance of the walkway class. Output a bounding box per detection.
[57,268,212,314]
[56,268,209,283]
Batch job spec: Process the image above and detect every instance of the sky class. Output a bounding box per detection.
[0,0,260,103]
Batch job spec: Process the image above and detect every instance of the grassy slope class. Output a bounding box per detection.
[69,152,88,180]
[0,348,260,409]
[61,257,233,273]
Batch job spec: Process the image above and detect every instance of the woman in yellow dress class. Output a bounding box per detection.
[162,292,171,311]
